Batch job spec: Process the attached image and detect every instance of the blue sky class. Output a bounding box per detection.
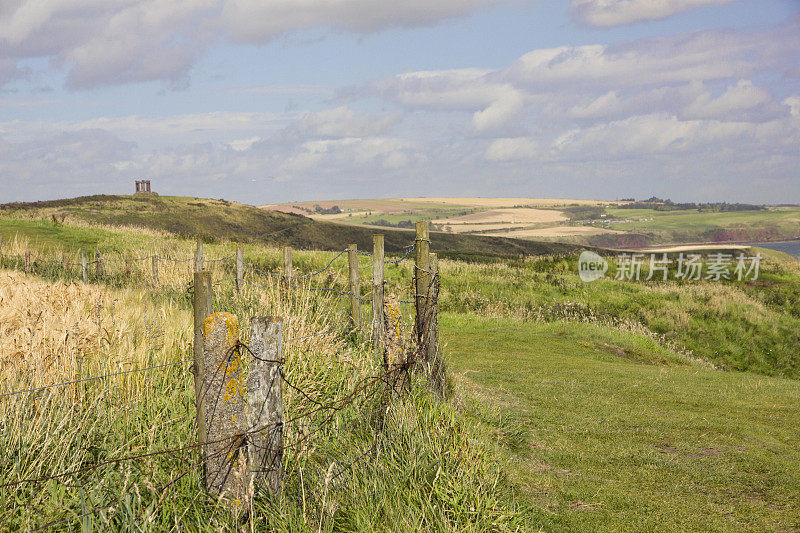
[1,0,799,204]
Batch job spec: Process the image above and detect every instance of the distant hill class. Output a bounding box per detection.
[0,195,590,258]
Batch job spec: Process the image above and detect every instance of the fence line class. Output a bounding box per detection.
[1,226,443,529]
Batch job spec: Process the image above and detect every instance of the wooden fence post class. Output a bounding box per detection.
[348,244,361,327]
[193,271,213,457]
[95,251,103,278]
[195,241,204,273]
[372,235,385,359]
[283,246,292,278]
[125,255,132,279]
[62,254,69,274]
[200,312,249,507]
[152,255,159,285]
[247,317,284,499]
[282,246,292,299]
[427,253,445,398]
[236,246,244,293]
[24,250,30,273]
[81,250,88,282]
[414,221,431,347]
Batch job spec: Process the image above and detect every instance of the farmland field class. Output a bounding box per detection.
[262,198,800,249]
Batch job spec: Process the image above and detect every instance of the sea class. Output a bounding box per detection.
[751,241,800,258]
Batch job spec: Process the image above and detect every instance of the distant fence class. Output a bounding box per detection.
[0,222,444,527]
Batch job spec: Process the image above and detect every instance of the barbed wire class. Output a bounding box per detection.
[1,238,434,530]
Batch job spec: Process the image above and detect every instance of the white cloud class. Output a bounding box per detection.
[222,0,499,43]
[228,136,262,151]
[568,90,621,119]
[570,0,738,27]
[785,96,800,117]
[370,68,497,110]
[484,137,540,161]
[286,106,401,139]
[0,0,503,89]
[472,87,526,133]
[551,114,755,159]
[682,80,773,120]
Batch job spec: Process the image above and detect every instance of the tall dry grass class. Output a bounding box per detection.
[0,269,192,401]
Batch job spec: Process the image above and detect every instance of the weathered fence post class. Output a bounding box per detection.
[414,221,431,348]
[236,246,244,293]
[95,251,103,278]
[62,254,69,275]
[282,246,293,299]
[24,250,30,273]
[200,312,249,507]
[152,255,159,285]
[348,244,361,327]
[372,235,385,359]
[426,253,445,398]
[125,255,132,279]
[81,250,88,282]
[247,317,284,499]
[193,271,213,456]
[195,241,204,273]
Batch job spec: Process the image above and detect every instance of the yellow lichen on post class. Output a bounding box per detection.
[201,311,250,509]
[203,312,238,345]
[383,293,405,368]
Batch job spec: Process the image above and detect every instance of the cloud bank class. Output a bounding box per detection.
[569,0,739,27]
[1,5,798,204]
[0,0,500,89]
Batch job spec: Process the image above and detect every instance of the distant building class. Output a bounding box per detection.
[134,180,158,196]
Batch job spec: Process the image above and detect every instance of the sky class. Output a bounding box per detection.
[1,0,799,205]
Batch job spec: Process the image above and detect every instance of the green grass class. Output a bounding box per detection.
[443,313,800,531]
[0,221,532,532]
[3,207,800,530]
[593,207,800,247]
[436,252,800,378]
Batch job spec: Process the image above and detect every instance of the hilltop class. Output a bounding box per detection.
[0,195,589,258]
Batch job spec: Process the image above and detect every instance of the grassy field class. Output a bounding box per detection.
[444,314,800,531]
[0,234,528,531]
[2,205,800,531]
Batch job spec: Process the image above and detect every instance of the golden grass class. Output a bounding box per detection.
[0,269,192,401]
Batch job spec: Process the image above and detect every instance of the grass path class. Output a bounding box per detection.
[442,313,800,531]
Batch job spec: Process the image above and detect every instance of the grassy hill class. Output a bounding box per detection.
[0,195,587,257]
[2,201,800,530]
